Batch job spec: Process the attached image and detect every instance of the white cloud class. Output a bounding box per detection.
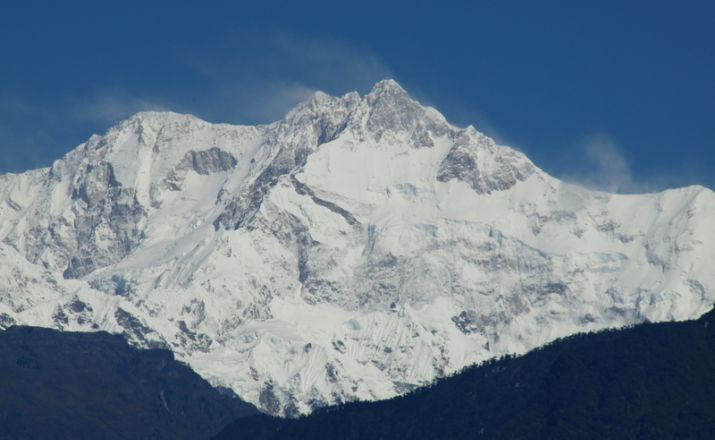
[2,33,393,133]
[560,135,655,194]
[0,33,394,171]
[1,90,164,126]
[269,34,394,91]
[583,135,635,193]
[0,90,167,172]
[180,33,394,123]
[206,81,317,124]
[65,91,167,125]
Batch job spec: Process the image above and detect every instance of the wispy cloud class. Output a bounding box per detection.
[583,135,635,193]
[0,90,165,131]
[0,33,393,172]
[0,90,165,172]
[268,34,394,93]
[560,135,655,194]
[4,35,393,129]
[64,91,167,125]
[180,33,393,123]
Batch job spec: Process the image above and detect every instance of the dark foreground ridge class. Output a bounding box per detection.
[0,326,256,440]
[216,306,715,440]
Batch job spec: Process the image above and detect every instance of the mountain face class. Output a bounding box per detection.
[0,326,256,440]
[0,79,713,416]
[214,306,715,440]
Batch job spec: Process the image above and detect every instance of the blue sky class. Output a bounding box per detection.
[1,0,713,192]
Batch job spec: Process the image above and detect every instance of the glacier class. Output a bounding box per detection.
[0,79,713,415]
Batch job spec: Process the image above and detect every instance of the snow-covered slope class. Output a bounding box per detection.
[1,80,713,415]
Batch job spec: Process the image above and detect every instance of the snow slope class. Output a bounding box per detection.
[0,80,713,415]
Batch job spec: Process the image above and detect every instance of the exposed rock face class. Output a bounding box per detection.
[365,79,449,146]
[437,129,535,193]
[0,80,713,416]
[19,160,148,279]
[163,147,238,191]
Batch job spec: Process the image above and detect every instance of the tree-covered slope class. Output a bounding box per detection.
[216,306,715,440]
[0,326,257,440]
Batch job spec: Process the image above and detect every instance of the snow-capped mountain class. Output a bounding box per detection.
[1,80,713,416]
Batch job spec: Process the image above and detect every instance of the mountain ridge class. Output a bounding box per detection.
[0,79,713,415]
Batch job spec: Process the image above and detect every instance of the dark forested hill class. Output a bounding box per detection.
[216,307,715,440]
[0,326,256,440]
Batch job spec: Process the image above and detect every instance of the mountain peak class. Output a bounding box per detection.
[370,78,407,94]
[367,79,410,105]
